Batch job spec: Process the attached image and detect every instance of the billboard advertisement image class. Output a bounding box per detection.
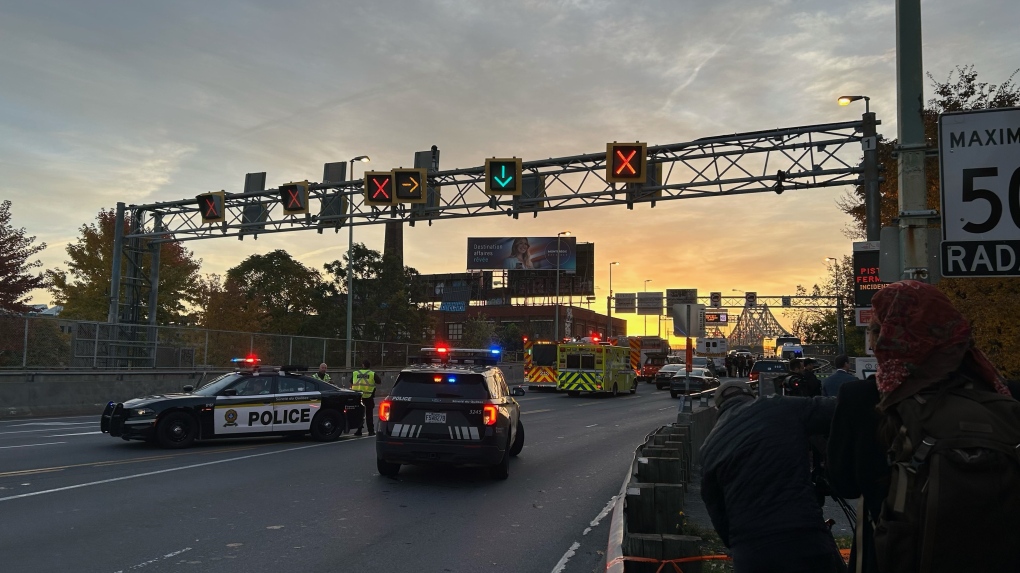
[467,237,577,271]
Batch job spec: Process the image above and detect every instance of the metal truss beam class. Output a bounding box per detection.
[124,119,868,243]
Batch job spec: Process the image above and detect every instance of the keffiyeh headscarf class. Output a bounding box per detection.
[870,280,1009,409]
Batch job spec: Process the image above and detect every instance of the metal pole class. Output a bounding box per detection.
[554,235,561,342]
[896,0,930,280]
[93,323,100,368]
[346,159,355,369]
[836,296,846,354]
[322,338,327,364]
[862,112,881,240]
[289,337,293,364]
[607,263,614,338]
[22,316,29,368]
[108,203,126,324]
[147,213,162,325]
[204,330,209,367]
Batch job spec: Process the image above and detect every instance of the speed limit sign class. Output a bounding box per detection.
[939,107,1020,277]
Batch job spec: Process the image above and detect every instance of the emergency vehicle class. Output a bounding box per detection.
[615,335,670,384]
[378,346,525,479]
[556,341,637,396]
[100,357,365,448]
[762,336,803,359]
[523,338,559,391]
[696,336,728,357]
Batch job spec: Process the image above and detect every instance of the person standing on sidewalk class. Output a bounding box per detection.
[821,355,855,397]
[700,380,844,573]
[351,360,378,436]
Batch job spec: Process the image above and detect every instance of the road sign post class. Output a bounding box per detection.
[939,107,1020,277]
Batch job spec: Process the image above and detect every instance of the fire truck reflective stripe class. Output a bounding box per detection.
[469,427,479,440]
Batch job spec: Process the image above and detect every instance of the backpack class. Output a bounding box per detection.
[873,377,1020,573]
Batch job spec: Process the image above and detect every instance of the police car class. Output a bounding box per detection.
[100,359,365,448]
[375,347,525,480]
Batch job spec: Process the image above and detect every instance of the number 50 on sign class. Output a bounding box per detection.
[939,107,1020,277]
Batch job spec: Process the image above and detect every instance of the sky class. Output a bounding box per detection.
[2,0,1018,338]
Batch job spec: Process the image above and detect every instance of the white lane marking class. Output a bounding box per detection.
[7,421,95,427]
[585,424,598,428]
[113,546,192,572]
[521,409,552,415]
[574,402,601,407]
[658,407,673,411]
[582,495,617,536]
[0,441,345,503]
[550,541,580,573]
[45,431,103,437]
[0,426,97,436]
[0,442,66,450]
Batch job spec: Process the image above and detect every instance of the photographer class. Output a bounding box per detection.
[700,380,844,573]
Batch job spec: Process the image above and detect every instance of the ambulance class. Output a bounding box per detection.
[556,341,636,397]
[523,338,559,391]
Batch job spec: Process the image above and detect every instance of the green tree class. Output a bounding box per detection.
[225,250,325,335]
[462,314,497,348]
[323,244,431,344]
[47,209,202,322]
[786,255,865,356]
[0,200,47,314]
[837,66,1020,376]
[195,274,270,333]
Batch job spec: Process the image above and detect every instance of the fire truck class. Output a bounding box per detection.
[556,341,636,397]
[615,336,671,384]
[523,338,559,391]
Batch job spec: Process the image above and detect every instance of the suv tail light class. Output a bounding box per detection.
[749,371,759,382]
[379,400,391,421]
[482,404,498,426]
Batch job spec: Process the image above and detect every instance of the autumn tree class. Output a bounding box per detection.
[194,274,270,333]
[0,200,47,314]
[47,209,202,323]
[785,255,865,356]
[837,66,1020,376]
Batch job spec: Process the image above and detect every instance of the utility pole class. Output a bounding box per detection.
[896,0,931,281]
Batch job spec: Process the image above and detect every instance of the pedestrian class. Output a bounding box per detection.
[821,355,854,397]
[351,360,378,436]
[312,362,332,384]
[725,354,735,378]
[802,358,823,396]
[827,280,1020,573]
[701,380,845,573]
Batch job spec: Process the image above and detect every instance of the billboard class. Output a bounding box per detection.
[506,242,595,297]
[468,237,577,271]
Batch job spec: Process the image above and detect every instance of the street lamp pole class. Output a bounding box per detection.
[838,95,880,240]
[345,155,370,370]
[554,231,570,342]
[607,262,619,338]
[825,257,847,354]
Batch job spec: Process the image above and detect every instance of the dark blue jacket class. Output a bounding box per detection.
[700,394,836,547]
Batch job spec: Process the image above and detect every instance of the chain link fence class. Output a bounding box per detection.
[0,315,444,370]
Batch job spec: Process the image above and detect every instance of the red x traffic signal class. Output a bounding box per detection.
[196,191,226,224]
[364,171,394,206]
[606,142,648,184]
[279,181,310,215]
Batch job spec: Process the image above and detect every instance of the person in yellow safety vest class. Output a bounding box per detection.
[351,360,377,436]
[312,363,332,384]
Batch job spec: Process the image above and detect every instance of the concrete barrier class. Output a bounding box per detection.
[0,363,526,420]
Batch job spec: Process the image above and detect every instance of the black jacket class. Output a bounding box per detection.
[826,379,889,573]
[700,394,837,548]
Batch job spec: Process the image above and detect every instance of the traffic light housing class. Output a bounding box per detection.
[364,171,394,206]
[393,168,427,203]
[606,142,648,184]
[484,158,523,195]
[196,191,226,224]
[279,181,310,215]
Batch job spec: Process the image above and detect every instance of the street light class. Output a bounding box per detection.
[554,231,570,342]
[607,262,620,338]
[837,95,870,113]
[643,279,652,336]
[838,94,880,240]
[825,257,846,354]
[345,155,371,370]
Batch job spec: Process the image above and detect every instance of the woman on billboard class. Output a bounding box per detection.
[504,237,534,269]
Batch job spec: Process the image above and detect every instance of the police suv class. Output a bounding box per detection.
[375,347,525,480]
[101,359,365,448]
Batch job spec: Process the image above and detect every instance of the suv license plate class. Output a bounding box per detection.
[425,412,447,424]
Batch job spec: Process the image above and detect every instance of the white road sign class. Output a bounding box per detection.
[939,107,1020,276]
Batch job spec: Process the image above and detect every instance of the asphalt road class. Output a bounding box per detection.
[0,382,686,573]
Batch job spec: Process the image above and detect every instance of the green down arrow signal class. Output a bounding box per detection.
[494,164,514,188]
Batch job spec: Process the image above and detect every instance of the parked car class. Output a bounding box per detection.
[669,367,720,398]
[749,359,789,395]
[654,363,685,390]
